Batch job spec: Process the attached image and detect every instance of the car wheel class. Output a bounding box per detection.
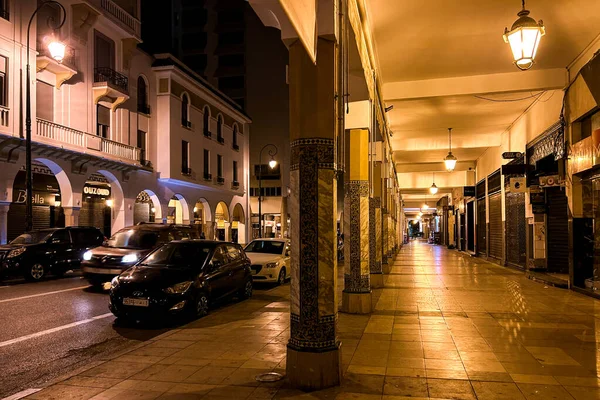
[277,268,286,286]
[25,263,46,281]
[195,293,209,318]
[240,279,253,299]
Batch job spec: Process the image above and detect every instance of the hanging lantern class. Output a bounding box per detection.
[429,172,438,194]
[444,128,457,172]
[503,0,545,71]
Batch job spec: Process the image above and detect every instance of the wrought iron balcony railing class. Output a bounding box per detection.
[94,67,128,93]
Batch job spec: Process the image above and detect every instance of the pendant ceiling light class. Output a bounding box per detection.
[444,128,457,172]
[503,0,545,71]
[430,172,438,194]
[422,203,429,210]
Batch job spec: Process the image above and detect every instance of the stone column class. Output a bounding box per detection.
[0,203,9,244]
[63,207,80,227]
[342,129,371,313]
[286,38,341,390]
[370,162,383,288]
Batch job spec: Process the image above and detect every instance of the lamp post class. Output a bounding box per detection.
[257,144,278,238]
[25,1,67,231]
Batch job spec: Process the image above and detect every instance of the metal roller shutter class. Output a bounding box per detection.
[547,187,569,273]
[488,192,502,259]
[505,191,526,268]
[477,199,486,255]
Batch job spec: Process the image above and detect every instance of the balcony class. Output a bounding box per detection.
[217,176,225,184]
[93,67,129,109]
[86,0,141,39]
[36,44,77,88]
[36,119,143,166]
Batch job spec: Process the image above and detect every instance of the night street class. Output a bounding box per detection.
[0,274,282,399]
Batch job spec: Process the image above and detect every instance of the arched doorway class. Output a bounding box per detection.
[134,190,161,224]
[79,173,113,237]
[168,194,189,225]
[215,201,229,241]
[193,198,211,238]
[7,161,65,241]
[232,203,246,244]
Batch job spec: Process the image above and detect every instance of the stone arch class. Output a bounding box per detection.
[89,169,125,235]
[168,193,190,224]
[134,189,162,224]
[35,158,73,207]
[214,201,230,241]
[231,203,246,244]
[192,197,211,238]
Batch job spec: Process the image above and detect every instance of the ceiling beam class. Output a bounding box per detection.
[396,161,476,173]
[392,132,501,151]
[383,68,567,101]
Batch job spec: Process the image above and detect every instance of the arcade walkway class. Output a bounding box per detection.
[22,242,600,399]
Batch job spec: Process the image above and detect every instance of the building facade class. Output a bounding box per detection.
[0,0,251,244]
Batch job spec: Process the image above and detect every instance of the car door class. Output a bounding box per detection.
[204,246,231,300]
[47,229,72,271]
[226,244,245,289]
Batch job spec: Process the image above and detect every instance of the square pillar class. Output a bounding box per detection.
[342,129,372,313]
[286,38,341,391]
[63,206,80,227]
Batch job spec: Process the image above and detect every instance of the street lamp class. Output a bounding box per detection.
[258,144,278,238]
[25,1,67,231]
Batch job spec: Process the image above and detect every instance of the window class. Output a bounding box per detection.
[233,161,238,183]
[36,81,53,121]
[137,130,147,163]
[71,228,102,245]
[97,105,110,138]
[181,141,190,174]
[217,154,223,178]
[203,106,210,137]
[137,76,149,114]
[181,93,190,127]
[94,31,115,70]
[232,125,238,150]
[226,244,242,261]
[0,0,8,21]
[217,115,224,143]
[0,56,7,107]
[212,246,228,267]
[203,149,210,179]
[50,230,70,244]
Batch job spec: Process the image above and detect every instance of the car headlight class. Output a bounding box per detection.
[121,254,138,263]
[111,276,119,289]
[265,262,278,269]
[163,281,193,294]
[7,248,26,258]
[83,251,93,261]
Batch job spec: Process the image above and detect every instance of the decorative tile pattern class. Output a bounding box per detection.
[382,209,389,264]
[344,180,371,293]
[528,120,564,166]
[370,197,383,274]
[288,139,338,352]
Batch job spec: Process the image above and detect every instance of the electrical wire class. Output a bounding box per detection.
[474,91,546,102]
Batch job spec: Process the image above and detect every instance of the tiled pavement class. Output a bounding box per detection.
[25,240,600,399]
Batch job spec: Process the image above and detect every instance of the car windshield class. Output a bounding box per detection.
[10,231,53,245]
[140,243,212,268]
[244,240,285,255]
[106,229,159,250]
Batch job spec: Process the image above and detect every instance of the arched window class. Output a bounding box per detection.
[137,76,149,114]
[203,106,210,137]
[232,124,239,150]
[181,93,190,127]
[217,114,224,143]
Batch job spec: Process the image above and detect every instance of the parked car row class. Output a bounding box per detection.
[0,223,291,321]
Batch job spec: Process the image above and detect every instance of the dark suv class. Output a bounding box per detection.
[82,223,199,286]
[0,227,104,281]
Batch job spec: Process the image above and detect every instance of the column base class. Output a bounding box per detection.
[342,291,372,314]
[382,262,392,274]
[370,273,384,289]
[286,344,341,391]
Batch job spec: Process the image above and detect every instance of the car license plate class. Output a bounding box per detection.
[123,298,149,307]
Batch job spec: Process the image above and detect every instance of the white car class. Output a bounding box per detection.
[244,238,290,285]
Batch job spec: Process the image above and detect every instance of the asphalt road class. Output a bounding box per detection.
[0,272,171,399]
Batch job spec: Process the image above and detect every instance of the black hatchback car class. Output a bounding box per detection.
[109,240,252,320]
[82,223,199,287]
[0,227,104,281]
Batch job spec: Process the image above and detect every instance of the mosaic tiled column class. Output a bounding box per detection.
[286,38,341,390]
[369,197,383,288]
[342,129,372,313]
[382,207,389,265]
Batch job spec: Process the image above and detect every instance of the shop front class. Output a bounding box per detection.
[475,179,486,256]
[504,157,527,269]
[79,178,112,237]
[487,170,502,261]
[7,167,63,241]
